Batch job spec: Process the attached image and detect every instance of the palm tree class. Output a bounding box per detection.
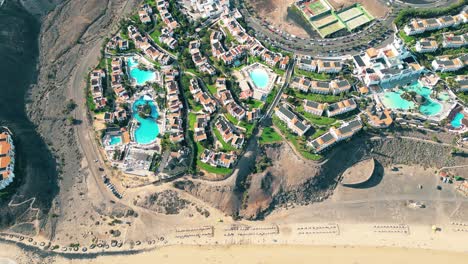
[434,82,444,98]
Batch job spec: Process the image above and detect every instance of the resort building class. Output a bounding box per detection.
[226,102,246,121]
[194,90,217,114]
[127,25,172,65]
[200,149,237,168]
[308,118,362,153]
[275,104,311,136]
[189,0,229,19]
[403,12,465,36]
[366,106,393,128]
[194,114,209,142]
[138,5,152,24]
[164,78,185,143]
[291,76,312,92]
[0,131,15,190]
[442,33,467,48]
[215,117,245,148]
[326,98,357,117]
[246,108,261,122]
[353,39,424,87]
[279,56,290,70]
[220,14,288,68]
[308,131,337,153]
[107,34,129,51]
[210,30,245,65]
[156,0,179,29]
[90,69,107,109]
[315,59,342,73]
[303,100,326,116]
[456,75,468,92]
[159,27,178,50]
[330,118,362,141]
[189,40,217,75]
[296,57,316,72]
[123,147,156,176]
[308,79,351,95]
[415,38,438,53]
[432,56,464,72]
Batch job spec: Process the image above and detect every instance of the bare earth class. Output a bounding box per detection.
[327,0,389,18]
[249,0,310,38]
[248,0,389,39]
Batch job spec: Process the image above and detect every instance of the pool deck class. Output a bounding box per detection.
[126,55,162,87]
[240,62,277,101]
[375,81,457,123]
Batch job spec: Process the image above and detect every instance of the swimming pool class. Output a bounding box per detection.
[127,57,156,86]
[132,96,159,144]
[109,135,122,145]
[451,112,465,128]
[381,82,442,116]
[249,68,269,89]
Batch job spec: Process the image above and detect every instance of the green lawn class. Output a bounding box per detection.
[457,92,468,104]
[259,127,283,144]
[292,89,342,103]
[197,160,232,175]
[294,68,331,80]
[245,99,264,110]
[194,141,232,175]
[239,120,255,137]
[272,116,322,161]
[190,120,233,175]
[224,113,255,137]
[188,113,197,129]
[225,113,239,125]
[296,105,336,126]
[213,127,237,151]
[310,128,328,140]
[206,84,217,95]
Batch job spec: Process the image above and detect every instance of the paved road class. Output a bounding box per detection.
[236,0,397,58]
[236,0,461,58]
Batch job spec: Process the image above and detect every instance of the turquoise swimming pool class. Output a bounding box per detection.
[451,112,465,128]
[109,135,122,145]
[249,68,269,89]
[381,82,442,116]
[132,97,159,144]
[127,57,156,86]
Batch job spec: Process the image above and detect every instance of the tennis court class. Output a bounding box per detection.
[312,14,338,29]
[318,21,346,37]
[346,14,371,30]
[337,7,364,22]
[307,0,330,16]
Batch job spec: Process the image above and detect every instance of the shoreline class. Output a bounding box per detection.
[1,220,468,258]
[2,242,468,264]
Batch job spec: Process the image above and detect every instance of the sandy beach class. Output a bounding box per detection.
[2,243,468,264]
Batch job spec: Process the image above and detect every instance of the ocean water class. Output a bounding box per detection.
[0,1,58,216]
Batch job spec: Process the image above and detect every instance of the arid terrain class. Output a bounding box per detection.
[247,0,389,39]
[327,0,390,18]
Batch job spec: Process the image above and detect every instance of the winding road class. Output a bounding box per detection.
[69,0,136,202]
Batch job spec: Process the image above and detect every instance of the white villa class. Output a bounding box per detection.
[353,38,424,87]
